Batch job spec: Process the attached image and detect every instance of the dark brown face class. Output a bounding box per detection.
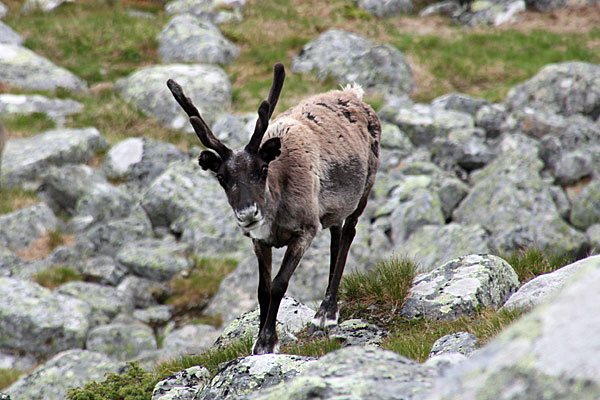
[198,137,281,233]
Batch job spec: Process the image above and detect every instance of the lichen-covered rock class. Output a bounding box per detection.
[1,127,107,188]
[329,319,386,347]
[116,237,190,282]
[0,93,82,119]
[474,103,506,138]
[86,322,157,361]
[570,178,600,230]
[55,281,134,326]
[0,247,23,277]
[248,346,436,400]
[4,349,121,400]
[431,93,490,117]
[0,277,91,357]
[588,224,600,251]
[134,305,173,326]
[431,128,496,172]
[165,0,244,24]
[197,353,316,400]
[292,29,413,97]
[505,62,600,120]
[0,1,8,18]
[390,188,445,242]
[0,22,23,45]
[159,15,239,64]
[214,296,314,349]
[427,257,600,399]
[0,43,87,91]
[39,164,106,213]
[153,366,210,400]
[211,112,256,149]
[117,275,168,308]
[380,121,415,154]
[102,137,186,189]
[162,324,220,357]
[115,64,231,132]
[21,0,73,13]
[74,181,136,225]
[76,256,127,286]
[419,0,461,16]
[454,0,526,26]
[357,0,413,16]
[83,208,153,255]
[0,203,59,252]
[404,224,490,273]
[0,349,37,371]
[429,332,478,357]
[503,255,600,311]
[401,254,519,321]
[527,0,600,12]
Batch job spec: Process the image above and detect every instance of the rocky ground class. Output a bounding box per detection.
[1,0,600,399]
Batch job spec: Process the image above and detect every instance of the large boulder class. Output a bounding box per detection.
[165,0,244,24]
[454,0,526,26]
[426,257,600,399]
[292,29,413,97]
[1,127,108,188]
[152,366,210,400]
[115,64,231,132]
[0,21,23,45]
[158,15,239,64]
[0,203,59,252]
[0,278,91,357]
[0,43,87,92]
[401,254,519,321]
[162,324,220,357]
[21,0,73,13]
[570,178,600,230]
[86,322,157,361]
[0,94,82,119]
[116,238,190,282]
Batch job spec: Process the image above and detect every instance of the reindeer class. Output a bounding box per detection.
[167,63,381,354]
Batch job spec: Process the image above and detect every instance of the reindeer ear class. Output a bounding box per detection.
[198,150,222,172]
[258,137,281,164]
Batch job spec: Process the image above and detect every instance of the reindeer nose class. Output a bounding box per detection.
[235,203,262,224]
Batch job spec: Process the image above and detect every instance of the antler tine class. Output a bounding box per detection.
[167,79,231,160]
[267,63,285,119]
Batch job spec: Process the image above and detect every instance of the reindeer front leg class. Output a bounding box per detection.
[253,240,272,333]
[252,232,314,355]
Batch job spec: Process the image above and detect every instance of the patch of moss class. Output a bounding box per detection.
[33,266,82,290]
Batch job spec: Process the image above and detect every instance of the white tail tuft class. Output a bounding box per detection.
[341,82,364,100]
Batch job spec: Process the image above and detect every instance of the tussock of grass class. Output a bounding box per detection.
[0,368,23,391]
[501,248,576,285]
[281,337,342,358]
[2,113,55,137]
[0,187,38,214]
[68,363,156,400]
[33,266,82,289]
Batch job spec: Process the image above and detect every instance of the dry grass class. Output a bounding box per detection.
[0,188,39,214]
[15,231,74,261]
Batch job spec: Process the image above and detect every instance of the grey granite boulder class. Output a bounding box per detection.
[21,0,73,13]
[86,322,157,361]
[248,346,436,400]
[117,275,168,309]
[76,256,127,286]
[102,137,186,189]
[162,324,220,356]
[431,93,490,117]
[505,62,600,120]
[73,181,135,226]
[158,14,239,64]
[329,319,386,347]
[379,121,415,155]
[165,0,244,24]
[115,64,231,132]
[357,0,413,16]
[431,128,496,172]
[404,223,490,273]
[133,305,173,326]
[503,255,600,311]
[211,112,256,149]
[0,43,87,92]
[429,332,478,357]
[4,349,121,400]
[588,224,600,251]
[454,0,526,26]
[292,29,413,97]
[474,103,507,138]
[0,203,59,252]
[153,366,210,400]
[528,0,600,11]
[0,94,82,119]
[570,178,600,230]
[419,0,461,16]
[0,22,23,45]
[0,2,7,18]
[401,254,519,321]
[197,354,316,400]
[39,164,106,213]
[390,188,445,243]
[426,258,600,399]
[0,277,91,357]
[1,127,108,188]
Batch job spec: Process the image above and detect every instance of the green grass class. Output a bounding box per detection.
[33,265,82,289]
[0,368,23,391]
[68,363,156,400]
[2,113,55,137]
[0,187,39,214]
[500,248,577,284]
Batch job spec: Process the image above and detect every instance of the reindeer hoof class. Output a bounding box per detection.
[309,310,339,336]
[252,339,280,355]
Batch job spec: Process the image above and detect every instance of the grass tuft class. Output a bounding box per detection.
[500,248,576,285]
[281,337,342,358]
[0,188,39,214]
[2,113,55,137]
[0,368,23,391]
[33,265,82,289]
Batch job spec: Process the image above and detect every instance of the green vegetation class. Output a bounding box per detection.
[0,368,23,391]
[68,363,156,400]
[500,248,577,284]
[1,113,55,137]
[0,187,38,214]
[33,265,82,289]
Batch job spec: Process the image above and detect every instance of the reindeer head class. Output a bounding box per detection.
[167,63,285,235]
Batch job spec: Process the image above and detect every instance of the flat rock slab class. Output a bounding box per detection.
[329,319,387,347]
[115,64,231,132]
[427,257,600,399]
[116,238,190,282]
[0,94,83,119]
[401,254,519,321]
[5,349,121,400]
[0,43,87,92]
[1,127,108,188]
[429,332,478,357]
[0,21,24,45]
[153,366,210,400]
[0,203,59,252]
[292,29,414,97]
[0,277,91,357]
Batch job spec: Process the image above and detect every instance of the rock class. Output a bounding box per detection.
[419,0,461,16]
[0,22,23,45]
[588,224,600,251]
[431,131,496,173]
[0,203,59,252]
[248,346,436,400]
[431,93,490,117]
[211,112,255,149]
[214,296,314,348]
[427,258,600,399]
[357,0,413,16]
[73,181,135,225]
[551,150,593,185]
[86,322,157,361]
[390,188,445,243]
[158,15,239,64]
[401,254,519,321]
[83,208,153,255]
[102,137,187,189]
[0,43,87,92]
[570,178,600,230]
[1,127,108,189]
[115,64,231,132]
[429,332,478,357]
[388,103,474,147]
[76,256,127,286]
[116,237,190,282]
[4,349,121,400]
[292,29,413,97]
[506,62,600,120]
[21,0,73,13]
[528,0,600,12]
[503,255,599,311]
[474,103,506,138]
[329,319,386,347]
[55,281,133,326]
[0,2,7,18]
[0,94,82,119]
[162,324,220,357]
[380,121,415,154]
[0,349,37,371]
[424,352,467,374]
[39,164,106,213]
[165,0,244,24]
[134,305,174,326]
[197,353,316,400]
[0,247,23,276]
[152,366,210,400]
[0,277,91,357]
[117,275,169,308]
[404,224,490,273]
[454,0,526,26]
